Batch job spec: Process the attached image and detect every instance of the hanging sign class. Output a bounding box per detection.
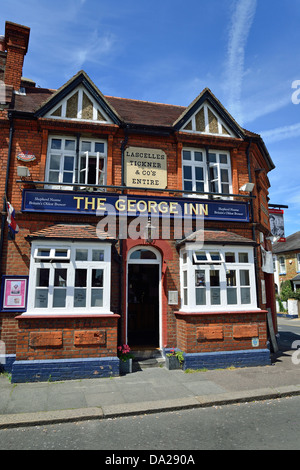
[269,209,286,242]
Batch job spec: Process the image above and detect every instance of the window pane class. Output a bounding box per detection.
[225,252,235,262]
[54,269,67,287]
[75,269,87,287]
[64,156,74,171]
[91,289,103,307]
[240,270,250,286]
[53,289,66,308]
[227,288,237,304]
[50,155,60,170]
[130,249,156,260]
[183,270,187,288]
[182,150,191,160]
[65,140,76,151]
[74,289,86,308]
[195,251,207,261]
[76,249,88,261]
[241,287,251,304]
[211,288,220,305]
[239,253,249,263]
[92,269,103,287]
[226,270,236,286]
[220,154,228,164]
[194,151,203,162]
[196,288,206,305]
[183,166,192,180]
[196,182,204,192]
[184,181,193,191]
[81,141,91,152]
[195,167,203,180]
[55,249,68,258]
[51,139,62,150]
[195,270,205,286]
[222,183,230,194]
[210,270,220,286]
[36,268,49,287]
[210,252,221,261]
[49,171,59,182]
[35,289,48,308]
[221,169,229,183]
[37,249,50,258]
[63,172,73,184]
[92,249,104,261]
[208,153,217,163]
[95,142,105,153]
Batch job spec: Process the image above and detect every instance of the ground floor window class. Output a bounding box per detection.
[28,241,112,314]
[180,245,257,311]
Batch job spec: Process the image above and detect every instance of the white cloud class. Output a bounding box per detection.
[260,122,300,143]
[224,0,257,125]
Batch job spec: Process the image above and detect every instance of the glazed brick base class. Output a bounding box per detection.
[11,356,120,383]
[183,349,271,370]
[0,354,16,373]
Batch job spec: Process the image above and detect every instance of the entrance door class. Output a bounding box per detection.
[127,248,160,347]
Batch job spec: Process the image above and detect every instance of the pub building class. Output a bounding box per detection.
[0,22,277,382]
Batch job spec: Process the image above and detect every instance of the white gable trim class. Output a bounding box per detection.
[45,84,113,124]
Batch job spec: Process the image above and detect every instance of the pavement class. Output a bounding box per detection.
[1,316,300,429]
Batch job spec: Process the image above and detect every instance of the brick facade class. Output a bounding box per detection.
[0,21,277,381]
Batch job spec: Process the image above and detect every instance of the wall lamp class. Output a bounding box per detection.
[239,182,255,192]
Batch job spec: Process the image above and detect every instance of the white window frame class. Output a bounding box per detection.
[45,135,107,190]
[182,148,232,198]
[180,245,258,312]
[27,241,112,315]
[279,256,286,274]
[297,253,300,272]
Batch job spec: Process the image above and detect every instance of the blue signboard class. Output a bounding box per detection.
[21,189,249,222]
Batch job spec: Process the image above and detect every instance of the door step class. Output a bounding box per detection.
[132,349,165,370]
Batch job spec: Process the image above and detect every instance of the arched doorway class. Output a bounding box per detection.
[127,247,161,348]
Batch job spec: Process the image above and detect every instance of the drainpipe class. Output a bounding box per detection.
[0,112,14,275]
[118,126,129,343]
[246,139,260,307]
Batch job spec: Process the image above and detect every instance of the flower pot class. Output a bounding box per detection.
[119,358,132,375]
[165,355,181,370]
[288,298,300,317]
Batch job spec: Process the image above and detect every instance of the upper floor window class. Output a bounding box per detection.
[45,136,107,190]
[279,256,286,274]
[182,102,233,137]
[182,148,231,197]
[297,253,300,272]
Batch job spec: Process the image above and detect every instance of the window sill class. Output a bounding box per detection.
[16,312,118,319]
[175,308,266,317]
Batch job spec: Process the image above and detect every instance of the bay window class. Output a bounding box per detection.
[28,242,112,314]
[180,245,257,311]
[182,148,231,197]
[45,136,107,189]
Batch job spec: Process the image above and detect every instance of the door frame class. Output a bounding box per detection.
[126,246,162,349]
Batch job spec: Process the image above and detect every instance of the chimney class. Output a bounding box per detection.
[4,21,30,91]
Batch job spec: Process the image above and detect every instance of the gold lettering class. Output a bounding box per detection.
[127,199,137,212]
[115,198,126,211]
[200,204,208,216]
[96,198,107,211]
[158,201,169,213]
[74,196,84,210]
[169,202,179,214]
[84,197,95,210]
[148,201,158,213]
[136,200,148,212]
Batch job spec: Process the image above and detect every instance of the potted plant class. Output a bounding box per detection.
[118,344,134,374]
[165,348,184,370]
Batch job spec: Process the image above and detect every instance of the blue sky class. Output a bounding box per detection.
[1,0,300,237]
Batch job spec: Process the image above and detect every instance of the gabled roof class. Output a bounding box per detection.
[34,70,122,125]
[172,88,245,138]
[273,231,300,254]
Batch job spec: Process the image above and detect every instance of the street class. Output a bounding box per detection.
[0,395,300,451]
[0,317,300,452]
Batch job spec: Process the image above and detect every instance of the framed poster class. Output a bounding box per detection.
[0,276,28,312]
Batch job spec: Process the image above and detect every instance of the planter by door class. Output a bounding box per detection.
[119,359,133,375]
[165,355,181,370]
[288,299,300,317]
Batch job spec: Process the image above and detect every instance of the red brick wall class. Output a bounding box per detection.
[15,315,119,361]
[175,311,268,353]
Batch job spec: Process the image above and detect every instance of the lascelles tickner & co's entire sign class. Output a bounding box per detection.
[124,147,167,189]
